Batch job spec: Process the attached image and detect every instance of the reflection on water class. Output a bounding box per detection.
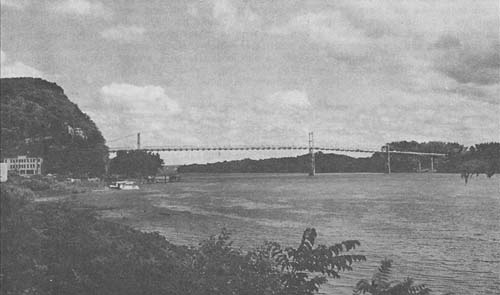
[123,173,500,295]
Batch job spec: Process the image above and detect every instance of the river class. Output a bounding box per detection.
[97,173,500,295]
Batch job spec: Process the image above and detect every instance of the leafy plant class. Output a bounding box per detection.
[189,228,282,295]
[267,228,366,294]
[353,259,432,295]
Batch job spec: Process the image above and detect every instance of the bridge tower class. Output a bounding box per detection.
[309,132,315,176]
[386,144,391,174]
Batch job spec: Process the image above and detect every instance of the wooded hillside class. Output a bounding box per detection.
[0,78,108,177]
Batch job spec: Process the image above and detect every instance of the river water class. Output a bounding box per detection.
[117,173,499,295]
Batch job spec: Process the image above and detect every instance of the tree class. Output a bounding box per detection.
[109,150,163,178]
[458,142,500,183]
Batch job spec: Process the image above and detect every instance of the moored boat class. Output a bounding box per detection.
[109,181,140,190]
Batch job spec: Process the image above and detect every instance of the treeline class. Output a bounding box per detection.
[388,141,499,176]
[179,141,500,176]
[179,153,385,174]
[0,78,108,177]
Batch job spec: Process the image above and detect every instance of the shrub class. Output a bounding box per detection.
[20,178,51,191]
[190,228,366,295]
[353,259,451,295]
[0,184,43,295]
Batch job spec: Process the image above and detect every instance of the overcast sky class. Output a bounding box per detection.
[1,0,499,164]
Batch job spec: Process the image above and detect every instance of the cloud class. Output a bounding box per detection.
[266,1,499,114]
[3,0,497,155]
[269,11,369,55]
[335,0,498,42]
[332,1,500,85]
[100,83,181,116]
[100,25,146,42]
[0,50,45,78]
[1,0,29,9]
[434,43,500,85]
[267,90,310,109]
[189,0,262,34]
[52,0,111,18]
[433,34,462,49]
[213,0,261,33]
[186,2,200,17]
[93,83,190,148]
[451,83,500,105]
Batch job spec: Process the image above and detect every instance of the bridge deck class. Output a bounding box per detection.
[108,146,446,157]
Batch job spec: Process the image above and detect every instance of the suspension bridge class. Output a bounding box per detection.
[108,132,446,176]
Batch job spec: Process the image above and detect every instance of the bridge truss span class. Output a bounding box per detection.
[109,145,310,153]
[108,133,447,175]
[108,145,446,157]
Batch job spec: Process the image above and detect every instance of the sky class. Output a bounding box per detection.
[1,0,499,164]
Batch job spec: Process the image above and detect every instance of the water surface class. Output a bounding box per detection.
[114,173,500,295]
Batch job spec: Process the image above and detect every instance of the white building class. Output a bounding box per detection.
[1,156,43,177]
[0,163,8,182]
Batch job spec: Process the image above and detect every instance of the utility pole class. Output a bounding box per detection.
[309,132,315,176]
[137,132,141,150]
[386,144,391,174]
[430,156,434,173]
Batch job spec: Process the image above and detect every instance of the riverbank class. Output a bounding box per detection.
[5,174,497,294]
[1,181,373,295]
[60,187,218,245]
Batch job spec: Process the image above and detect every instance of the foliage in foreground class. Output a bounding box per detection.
[353,259,431,295]
[353,259,454,295]
[191,228,366,295]
[1,183,365,295]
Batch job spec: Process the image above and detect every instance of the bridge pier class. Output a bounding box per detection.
[309,132,315,176]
